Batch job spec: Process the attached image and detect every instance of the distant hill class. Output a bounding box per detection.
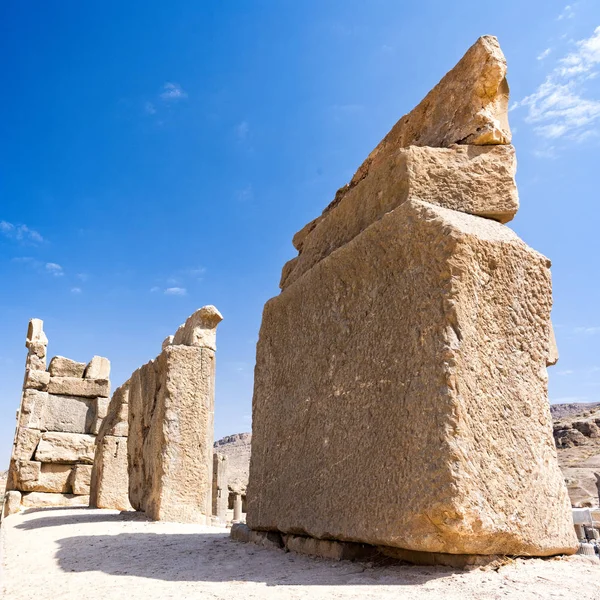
[214,433,251,495]
[550,402,600,420]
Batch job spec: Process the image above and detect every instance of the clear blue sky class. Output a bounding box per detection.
[1,1,599,466]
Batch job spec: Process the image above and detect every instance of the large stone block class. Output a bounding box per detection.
[97,382,129,439]
[70,464,93,495]
[90,435,131,511]
[20,492,89,508]
[3,491,22,517]
[34,432,96,464]
[48,377,110,398]
[18,389,48,429]
[23,369,50,391]
[39,394,94,434]
[17,462,73,493]
[91,397,110,435]
[212,452,229,521]
[172,305,223,350]
[248,199,577,557]
[48,356,86,378]
[128,344,217,523]
[11,427,42,461]
[283,145,518,289]
[84,356,111,379]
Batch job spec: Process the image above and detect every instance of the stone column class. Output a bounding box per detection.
[233,493,243,522]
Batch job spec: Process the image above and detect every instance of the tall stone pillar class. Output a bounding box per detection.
[233,493,243,522]
[212,452,229,522]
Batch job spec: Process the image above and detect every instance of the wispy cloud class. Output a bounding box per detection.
[556,369,575,375]
[160,82,187,101]
[236,184,254,203]
[144,101,157,115]
[0,221,43,243]
[557,4,575,21]
[164,287,187,296]
[71,287,82,294]
[236,120,249,142]
[573,326,600,335]
[45,263,64,277]
[537,48,552,61]
[513,26,600,142]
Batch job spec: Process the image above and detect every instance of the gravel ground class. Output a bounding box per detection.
[1,508,599,600]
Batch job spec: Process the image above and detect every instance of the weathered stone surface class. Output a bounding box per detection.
[48,356,86,378]
[48,377,110,398]
[90,435,131,510]
[91,396,110,435]
[230,523,284,549]
[283,144,519,289]
[20,492,89,508]
[212,453,229,521]
[248,199,577,556]
[11,427,42,461]
[34,432,95,464]
[84,356,111,380]
[18,389,48,429]
[172,306,223,350]
[162,335,174,350]
[18,462,73,493]
[128,343,217,523]
[97,382,129,439]
[214,433,251,495]
[70,464,93,495]
[40,394,94,434]
[26,318,48,348]
[548,322,559,366]
[23,369,50,391]
[285,534,377,561]
[3,491,22,517]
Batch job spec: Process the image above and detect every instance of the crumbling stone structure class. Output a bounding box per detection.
[4,319,110,515]
[212,452,229,522]
[245,36,578,560]
[89,306,223,522]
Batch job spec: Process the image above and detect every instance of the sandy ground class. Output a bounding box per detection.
[1,508,599,600]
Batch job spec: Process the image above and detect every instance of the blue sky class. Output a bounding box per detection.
[1,1,599,465]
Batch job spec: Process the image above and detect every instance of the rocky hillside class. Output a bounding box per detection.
[214,433,251,494]
[552,402,600,507]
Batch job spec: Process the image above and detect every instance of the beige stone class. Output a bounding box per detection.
[91,397,110,435]
[285,534,376,561]
[162,335,174,350]
[40,394,94,434]
[283,145,518,289]
[35,432,96,464]
[70,464,93,495]
[172,305,223,350]
[18,389,48,429]
[3,491,22,517]
[97,383,129,438]
[48,356,86,378]
[48,377,109,398]
[248,199,577,557]
[548,322,559,366]
[128,342,218,523]
[20,492,89,508]
[90,435,131,511]
[23,369,50,391]
[26,318,48,348]
[84,356,111,379]
[11,427,42,461]
[25,351,46,372]
[18,462,73,493]
[212,453,229,521]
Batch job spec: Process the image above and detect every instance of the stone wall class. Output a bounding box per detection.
[245,36,578,559]
[4,319,110,516]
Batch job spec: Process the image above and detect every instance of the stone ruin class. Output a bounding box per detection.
[90,305,223,524]
[243,36,579,560]
[4,319,110,516]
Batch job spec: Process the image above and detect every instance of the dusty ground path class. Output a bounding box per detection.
[1,508,599,600]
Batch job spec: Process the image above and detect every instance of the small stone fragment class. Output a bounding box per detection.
[34,432,96,464]
[70,464,93,495]
[23,369,50,391]
[48,356,86,378]
[84,356,111,380]
[48,377,110,398]
[3,491,22,517]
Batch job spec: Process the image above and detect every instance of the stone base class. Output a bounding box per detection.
[231,524,540,568]
[20,492,89,508]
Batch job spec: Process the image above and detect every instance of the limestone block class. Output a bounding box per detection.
[3,491,22,517]
[248,199,577,557]
[91,397,110,435]
[84,356,111,379]
[23,369,50,391]
[49,356,86,378]
[230,523,284,549]
[19,462,73,493]
[26,318,48,348]
[212,453,229,520]
[162,335,174,350]
[98,383,129,439]
[19,390,48,429]
[90,436,131,510]
[172,305,223,350]
[14,460,41,484]
[128,344,217,523]
[70,464,93,495]
[35,432,96,464]
[548,322,559,366]
[285,534,376,561]
[48,377,110,398]
[40,394,94,434]
[20,492,89,508]
[12,427,42,461]
[25,349,46,371]
[283,145,519,288]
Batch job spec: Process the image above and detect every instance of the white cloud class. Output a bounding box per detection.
[556,369,574,375]
[236,120,249,141]
[573,326,600,334]
[0,220,43,243]
[76,273,89,282]
[45,263,64,277]
[537,48,552,61]
[513,26,600,142]
[557,4,575,21]
[71,287,82,294]
[144,101,157,115]
[164,287,186,296]
[160,82,187,101]
[150,286,160,293]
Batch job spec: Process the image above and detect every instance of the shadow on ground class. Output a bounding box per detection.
[16,510,148,530]
[45,511,458,586]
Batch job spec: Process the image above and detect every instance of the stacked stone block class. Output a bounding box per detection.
[212,452,229,523]
[245,36,578,560]
[4,319,110,515]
